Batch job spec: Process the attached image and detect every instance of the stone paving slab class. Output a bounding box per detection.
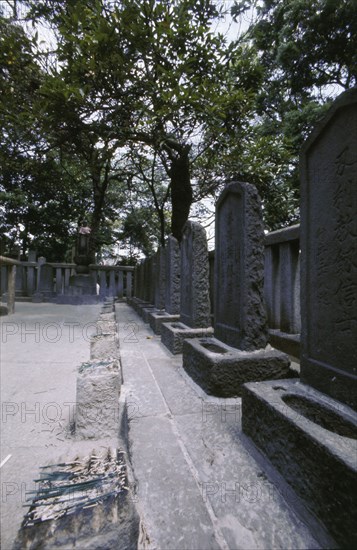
[0,302,104,550]
[118,302,329,550]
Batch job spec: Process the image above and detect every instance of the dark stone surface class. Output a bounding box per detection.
[37,264,54,297]
[161,322,213,355]
[183,337,293,396]
[141,305,156,323]
[148,311,179,335]
[0,305,8,316]
[165,236,181,315]
[242,378,357,548]
[300,88,357,410]
[268,329,300,358]
[68,274,97,296]
[180,221,211,329]
[154,247,166,310]
[214,182,268,351]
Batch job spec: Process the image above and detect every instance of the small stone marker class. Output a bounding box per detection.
[182,182,291,395]
[148,238,180,335]
[300,88,357,410]
[161,221,213,354]
[165,236,180,315]
[154,247,166,310]
[76,360,121,439]
[180,221,211,328]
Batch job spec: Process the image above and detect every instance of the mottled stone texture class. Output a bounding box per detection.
[165,236,181,315]
[90,333,119,360]
[148,311,179,335]
[300,88,357,410]
[242,379,357,548]
[154,247,166,309]
[215,181,267,351]
[76,360,121,439]
[180,221,211,328]
[183,338,293,396]
[161,322,213,354]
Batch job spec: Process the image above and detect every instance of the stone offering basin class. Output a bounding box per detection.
[242,378,357,547]
[281,393,357,439]
[199,339,228,354]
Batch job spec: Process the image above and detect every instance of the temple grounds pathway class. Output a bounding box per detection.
[0,302,102,549]
[1,301,334,549]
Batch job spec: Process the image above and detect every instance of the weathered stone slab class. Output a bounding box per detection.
[241,90,357,547]
[97,320,117,334]
[75,360,121,439]
[183,337,293,396]
[183,182,289,392]
[180,221,211,328]
[161,322,213,355]
[161,222,212,353]
[215,181,268,350]
[99,312,116,322]
[300,88,357,410]
[90,333,119,360]
[141,305,157,324]
[154,247,166,309]
[148,311,179,335]
[165,235,180,315]
[37,264,54,298]
[242,378,357,548]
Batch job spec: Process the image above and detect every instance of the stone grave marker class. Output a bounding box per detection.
[165,235,181,315]
[148,237,181,334]
[182,181,291,395]
[161,221,213,354]
[300,90,357,409]
[241,89,357,548]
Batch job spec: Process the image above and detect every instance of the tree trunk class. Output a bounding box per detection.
[170,149,192,241]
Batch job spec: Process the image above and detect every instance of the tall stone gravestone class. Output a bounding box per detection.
[241,90,357,548]
[182,182,291,396]
[300,91,357,409]
[161,221,213,354]
[165,236,181,315]
[141,255,157,322]
[131,258,151,314]
[148,238,180,335]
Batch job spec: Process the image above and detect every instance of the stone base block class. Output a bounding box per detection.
[97,320,117,334]
[90,333,119,360]
[142,306,156,323]
[131,299,151,316]
[0,305,8,316]
[242,379,357,548]
[75,360,121,439]
[68,274,97,296]
[161,322,213,355]
[268,329,300,358]
[54,295,101,305]
[182,337,293,397]
[100,312,116,322]
[148,310,180,335]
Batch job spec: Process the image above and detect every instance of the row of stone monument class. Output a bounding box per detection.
[128,89,357,547]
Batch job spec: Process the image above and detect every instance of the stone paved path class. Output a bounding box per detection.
[0,302,103,549]
[0,301,333,550]
[118,302,333,550]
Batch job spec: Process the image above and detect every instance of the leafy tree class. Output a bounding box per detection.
[228,0,357,228]
[25,0,258,243]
